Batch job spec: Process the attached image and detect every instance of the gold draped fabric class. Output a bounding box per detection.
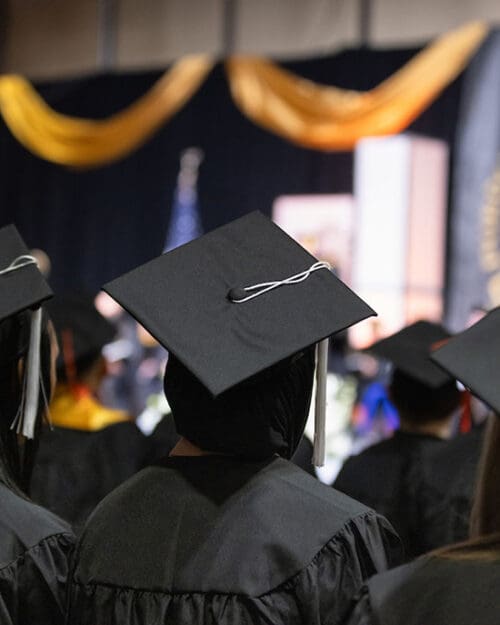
[226,21,488,150]
[0,55,214,167]
[0,22,489,166]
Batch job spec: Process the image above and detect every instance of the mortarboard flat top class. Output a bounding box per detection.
[366,320,452,388]
[431,307,500,414]
[0,224,52,323]
[103,211,376,396]
[45,294,116,364]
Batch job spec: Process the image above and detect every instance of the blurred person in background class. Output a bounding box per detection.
[344,308,500,625]
[333,321,461,560]
[406,307,490,551]
[31,294,149,532]
[0,225,74,625]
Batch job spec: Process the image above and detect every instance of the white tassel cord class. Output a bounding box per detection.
[313,338,329,467]
[13,308,42,439]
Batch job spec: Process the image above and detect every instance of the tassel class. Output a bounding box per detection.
[12,308,42,439]
[459,389,472,433]
[313,338,329,467]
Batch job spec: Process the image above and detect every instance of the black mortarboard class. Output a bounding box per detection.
[45,294,116,368]
[431,307,500,414]
[103,211,376,397]
[0,224,52,322]
[366,320,453,388]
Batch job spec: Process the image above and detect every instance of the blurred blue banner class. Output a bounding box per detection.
[447,31,500,330]
[164,148,203,252]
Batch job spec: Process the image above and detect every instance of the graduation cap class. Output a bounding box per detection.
[0,224,53,438]
[0,225,52,321]
[103,211,376,464]
[366,320,453,388]
[431,307,500,415]
[45,294,116,378]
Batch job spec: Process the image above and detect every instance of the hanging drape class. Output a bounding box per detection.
[0,21,488,167]
[226,21,487,150]
[0,55,214,167]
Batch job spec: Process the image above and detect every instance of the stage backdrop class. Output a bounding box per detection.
[0,47,462,296]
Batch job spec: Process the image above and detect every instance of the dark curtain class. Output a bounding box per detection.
[0,47,462,293]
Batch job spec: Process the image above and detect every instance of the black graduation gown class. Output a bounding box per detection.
[333,430,446,559]
[0,482,74,625]
[31,422,149,532]
[344,555,500,625]
[67,456,402,625]
[408,424,485,553]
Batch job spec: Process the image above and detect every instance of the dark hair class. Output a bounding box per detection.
[56,349,102,384]
[164,347,316,460]
[0,308,52,496]
[390,369,461,423]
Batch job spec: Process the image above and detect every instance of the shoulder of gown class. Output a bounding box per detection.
[345,554,500,625]
[0,483,74,625]
[31,420,149,529]
[68,457,402,625]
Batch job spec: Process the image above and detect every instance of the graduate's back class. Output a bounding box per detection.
[68,456,401,625]
[346,543,500,625]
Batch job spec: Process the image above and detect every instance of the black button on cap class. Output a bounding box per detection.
[227,287,248,302]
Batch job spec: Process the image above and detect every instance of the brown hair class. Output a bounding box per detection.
[432,533,500,561]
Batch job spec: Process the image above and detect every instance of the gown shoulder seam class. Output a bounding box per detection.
[0,531,74,574]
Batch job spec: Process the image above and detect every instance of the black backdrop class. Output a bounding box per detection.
[0,47,462,293]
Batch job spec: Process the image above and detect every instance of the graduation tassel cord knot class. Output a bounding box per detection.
[227,261,331,303]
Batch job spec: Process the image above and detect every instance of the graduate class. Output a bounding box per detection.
[333,321,461,559]
[67,212,402,625]
[31,295,149,531]
[0,225,74,625]
[409,419,485,553]
[344,307,500,625]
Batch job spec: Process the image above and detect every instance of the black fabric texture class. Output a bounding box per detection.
[0,482,74,625]
[345,556,500,625]
[68,456,402,625]
[0,310,30,367]
[148,414,316,475]
[333,430,447,559]
[0,49,462,296]
[290,435,316,477]
[165,348,315,460]
[408,424,485,552]
[31,422,149,532]
[147,413,181,462]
